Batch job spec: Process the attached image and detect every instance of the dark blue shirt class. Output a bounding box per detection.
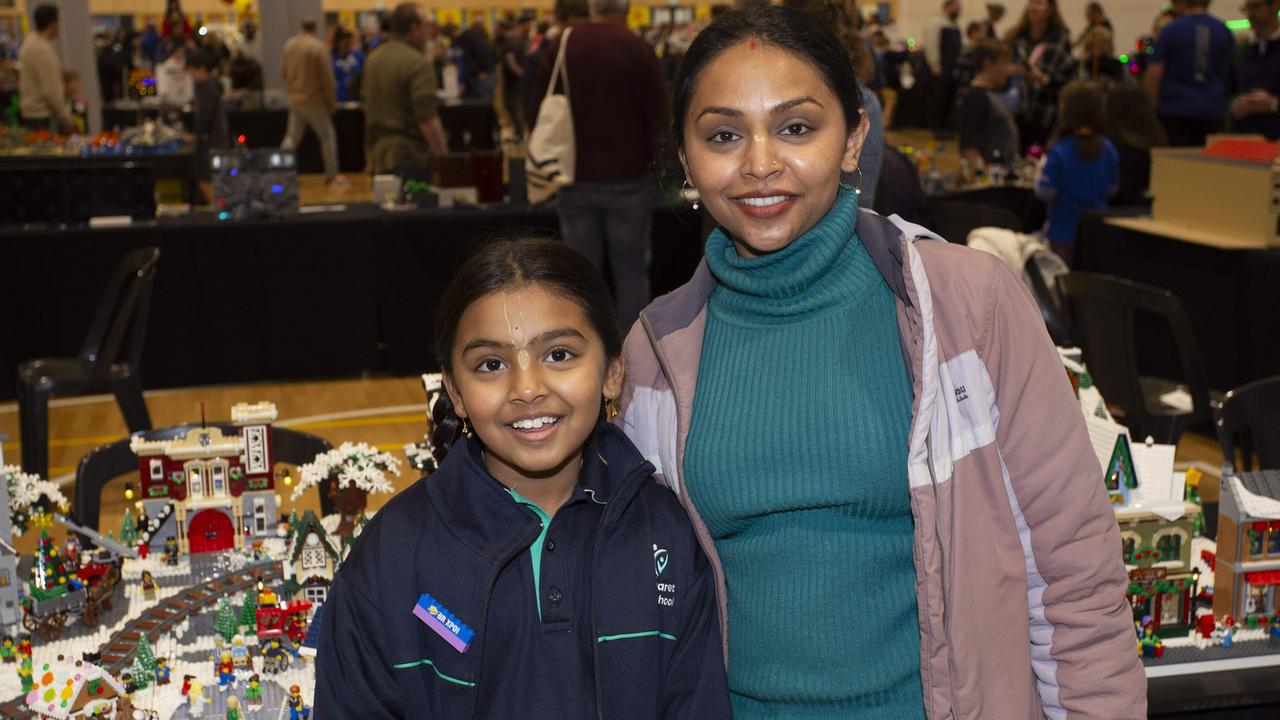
[1234,33,1280,139]
[333,50,364,103]
[1152,13,1235,120]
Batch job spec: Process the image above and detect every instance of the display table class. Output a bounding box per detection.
[102,101,497,174]
[0,203,703,401]
[1075,209,1280,394]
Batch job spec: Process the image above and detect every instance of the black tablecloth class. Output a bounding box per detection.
[1076,210,1280,393]
[102,101,497,174]
[0,203,703,401]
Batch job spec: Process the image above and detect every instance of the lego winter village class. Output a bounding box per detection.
[0,402,398,719]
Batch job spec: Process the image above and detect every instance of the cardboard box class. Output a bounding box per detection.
[1149,146,1280,249]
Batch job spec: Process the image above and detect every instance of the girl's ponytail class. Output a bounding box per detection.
[429,387,464,464]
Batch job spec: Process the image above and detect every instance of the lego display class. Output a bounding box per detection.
[1212,470,1280,623]
[0,403,392,718]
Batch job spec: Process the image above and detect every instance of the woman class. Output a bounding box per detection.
[331,26,365,104]
[1104,81,1168,206]
[617,7,1145,719]
[1005,0,1076,149]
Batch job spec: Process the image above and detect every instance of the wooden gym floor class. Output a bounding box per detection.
[0,375,1226,557]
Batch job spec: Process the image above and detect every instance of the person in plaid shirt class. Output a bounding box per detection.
[1005,0,1076,150]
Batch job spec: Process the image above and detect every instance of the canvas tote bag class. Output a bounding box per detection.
[525,28,575,205]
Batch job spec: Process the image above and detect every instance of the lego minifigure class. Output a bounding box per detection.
[214,649,236,690]
[188,680,208,709]
[154,656,171,685]
[137,542,149,560]
[288,637,303,659]
[163,536,179,566]
[122,670,137,694]
[261,639,288,673]
[181,674,194,697]
[17,653,33,693]
[244,673,263,705]
[0,636,15,663]
[259,585,279,606]
[226,694,243,720]
[231,635,252,670]
[1221,615,1236,649]
[141,570,157,601]
[18,635,31,658]
[287,684,311,720]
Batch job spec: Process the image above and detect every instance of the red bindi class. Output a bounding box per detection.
[748,38,758,49]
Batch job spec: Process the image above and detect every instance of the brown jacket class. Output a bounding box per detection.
[282,32,336,111]
[616,209,1147,719]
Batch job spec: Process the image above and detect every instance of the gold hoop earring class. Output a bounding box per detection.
[680,179,700,210]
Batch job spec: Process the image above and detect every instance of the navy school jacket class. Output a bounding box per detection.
[314,422,732,719]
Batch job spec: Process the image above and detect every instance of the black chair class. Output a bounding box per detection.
[1024,252,1072,346]
[1058,272,1212,445]
[17,247,160,480]
[1215,376,1280,474]
[924,200,1025,245]
[75,423,334,532]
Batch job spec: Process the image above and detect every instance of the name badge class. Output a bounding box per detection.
[413,593,475,653]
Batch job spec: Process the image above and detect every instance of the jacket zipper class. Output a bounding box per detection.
[589,463,654,720]
[468,525,543,720]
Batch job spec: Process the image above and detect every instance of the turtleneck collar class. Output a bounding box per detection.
[704,188,882,323]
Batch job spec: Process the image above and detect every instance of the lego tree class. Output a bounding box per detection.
[130,654,151,691]
[286,510,300,543]
[29,529,73,601]
[214,596,238,643]
[134,635,158,681]
[239,587,258,628]
[119,508,139,546]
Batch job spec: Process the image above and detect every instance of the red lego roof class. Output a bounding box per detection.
[1245,570,1280,586]
[1201,139,1279,164]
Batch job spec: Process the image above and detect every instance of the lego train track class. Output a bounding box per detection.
[0,559,282,719]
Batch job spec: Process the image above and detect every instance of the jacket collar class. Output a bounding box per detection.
[426,422,654,561]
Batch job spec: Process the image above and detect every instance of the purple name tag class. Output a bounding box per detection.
[413,593,474,653]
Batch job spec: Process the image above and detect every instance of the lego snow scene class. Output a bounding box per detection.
[0,401,400,719]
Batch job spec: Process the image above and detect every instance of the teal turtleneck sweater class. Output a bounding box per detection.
[685,190,923,718]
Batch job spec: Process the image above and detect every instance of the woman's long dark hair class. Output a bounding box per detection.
[428,236,621,462]
[669,6,864,154]
[1052,81,1106,162]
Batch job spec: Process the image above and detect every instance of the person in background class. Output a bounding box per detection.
[1103,82,1168,205]
[953,39,1020,168]
[332,26,365,103]
[1075,2,1119,79]
[983,2,1007,38]
[500,12,533,137]
[62,69,86,134]
[361,2,448,179]
[456,17,497,100]
[1230,0,1280,139]
[923,0,963,129]
[954,20,994,85]
[1006,0,1076,151]
[186,48,228,205]
[1144,0,1234,146]
[18,4,73,133]
[528,0,666,330]
[282,19,345,186]
[1036,81,1118,266]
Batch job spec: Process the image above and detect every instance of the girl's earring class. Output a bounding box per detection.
[680,179,701,210]
[840,166,864,197]
[461,417,474,438]
[604,397,620,421]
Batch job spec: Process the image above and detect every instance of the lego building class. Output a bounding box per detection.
[129,402,280,555]
[1213,470,1280,622]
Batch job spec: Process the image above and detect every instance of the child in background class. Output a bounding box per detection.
[1036,80,1117,266]
[62,70,87,134]
[315,237,731,719]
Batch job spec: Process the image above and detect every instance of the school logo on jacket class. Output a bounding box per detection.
[653,544,669,577]
[654,545,676,607]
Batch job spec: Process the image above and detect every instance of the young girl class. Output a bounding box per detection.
[1036,80,1118,266]
[315,237,730,719]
